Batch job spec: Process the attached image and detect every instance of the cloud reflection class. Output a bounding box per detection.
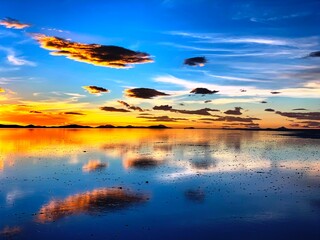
[37,188,149,223]
[82,160,107,172]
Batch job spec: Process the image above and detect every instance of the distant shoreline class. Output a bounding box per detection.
[0,124,319,132]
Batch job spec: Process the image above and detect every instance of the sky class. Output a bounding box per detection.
[0,0,319,129]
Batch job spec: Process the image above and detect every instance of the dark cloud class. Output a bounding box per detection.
[29,110,42,114]
[224,107,243,115]
[153,105,173,111]
[204,100,212,103]
[307,51,320,57]
[238,123,260,129]
[200,116,260,123]
[83,86,109,94]
[260,101,267,104]
[138,115,187,122]
[63,112,85,115]
[240,89,247,92]
[299,121,320,128]
[153,105,219,116]
[100,106,130,112]
[139,113,153,116]
[0,17,30,29]
[290,123,300,128]
[292,108,307,111]
[154,105,220,116]
[117,100,144,112]
[184,56,207,66]
[271,91,281,94]
[265,108,275,112]
[125,88,169,99]
[190,88,219,94]
[172,108,219,116]
[275,111,320,120]
[37,188,148,223]
[117,100,130,108]
[34,35,153,68]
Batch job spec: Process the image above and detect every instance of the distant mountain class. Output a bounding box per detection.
[277,126,288,131]
[147,124,170,129]
[96,125,115,128]
[57,124,91,128]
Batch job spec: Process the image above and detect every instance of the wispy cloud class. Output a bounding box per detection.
[167,31,319,48]
[0,47,36,66]
[0,17,30,29]
[250,12,310,23]
[154,75,320,98]
[7,54,36,66]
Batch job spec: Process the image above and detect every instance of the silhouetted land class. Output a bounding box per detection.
[0,124,170,129]
[0,124,319,139]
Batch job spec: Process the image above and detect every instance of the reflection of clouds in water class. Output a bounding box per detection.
[82,160,107,172]
[123,157,164,169]
[37,188,149,223]
[279,160,320,177]
[6,189,29,206]
[0,226,22,237]
[184,189,205,203]
[102,144,168,170]
[162,151,271,180]
[0,129,319,181]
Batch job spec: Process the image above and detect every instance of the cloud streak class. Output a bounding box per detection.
[275,111,320,120]
[153,105,219,116]
[138,115,187,122]
[117,100,143,112]
[100,106,130,112]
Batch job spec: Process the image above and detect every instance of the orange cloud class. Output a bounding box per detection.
[37,188,148,222]
[82,86,109,94]
[34,34,153,68]
[0,17,30,29]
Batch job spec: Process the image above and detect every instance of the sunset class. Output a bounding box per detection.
[0,1,319,239]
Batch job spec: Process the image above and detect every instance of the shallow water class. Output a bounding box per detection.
[0,129,319,239]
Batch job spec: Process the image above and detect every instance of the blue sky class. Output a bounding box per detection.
[0,0,319,128]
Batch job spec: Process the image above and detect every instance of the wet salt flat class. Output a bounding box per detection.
[0,129,319,239]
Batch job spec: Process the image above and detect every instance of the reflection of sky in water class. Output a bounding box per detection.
[0,129,319,239]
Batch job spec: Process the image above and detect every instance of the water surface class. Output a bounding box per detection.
[0,129,319,239]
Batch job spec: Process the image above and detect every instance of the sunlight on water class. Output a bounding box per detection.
[0,129,319,239]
